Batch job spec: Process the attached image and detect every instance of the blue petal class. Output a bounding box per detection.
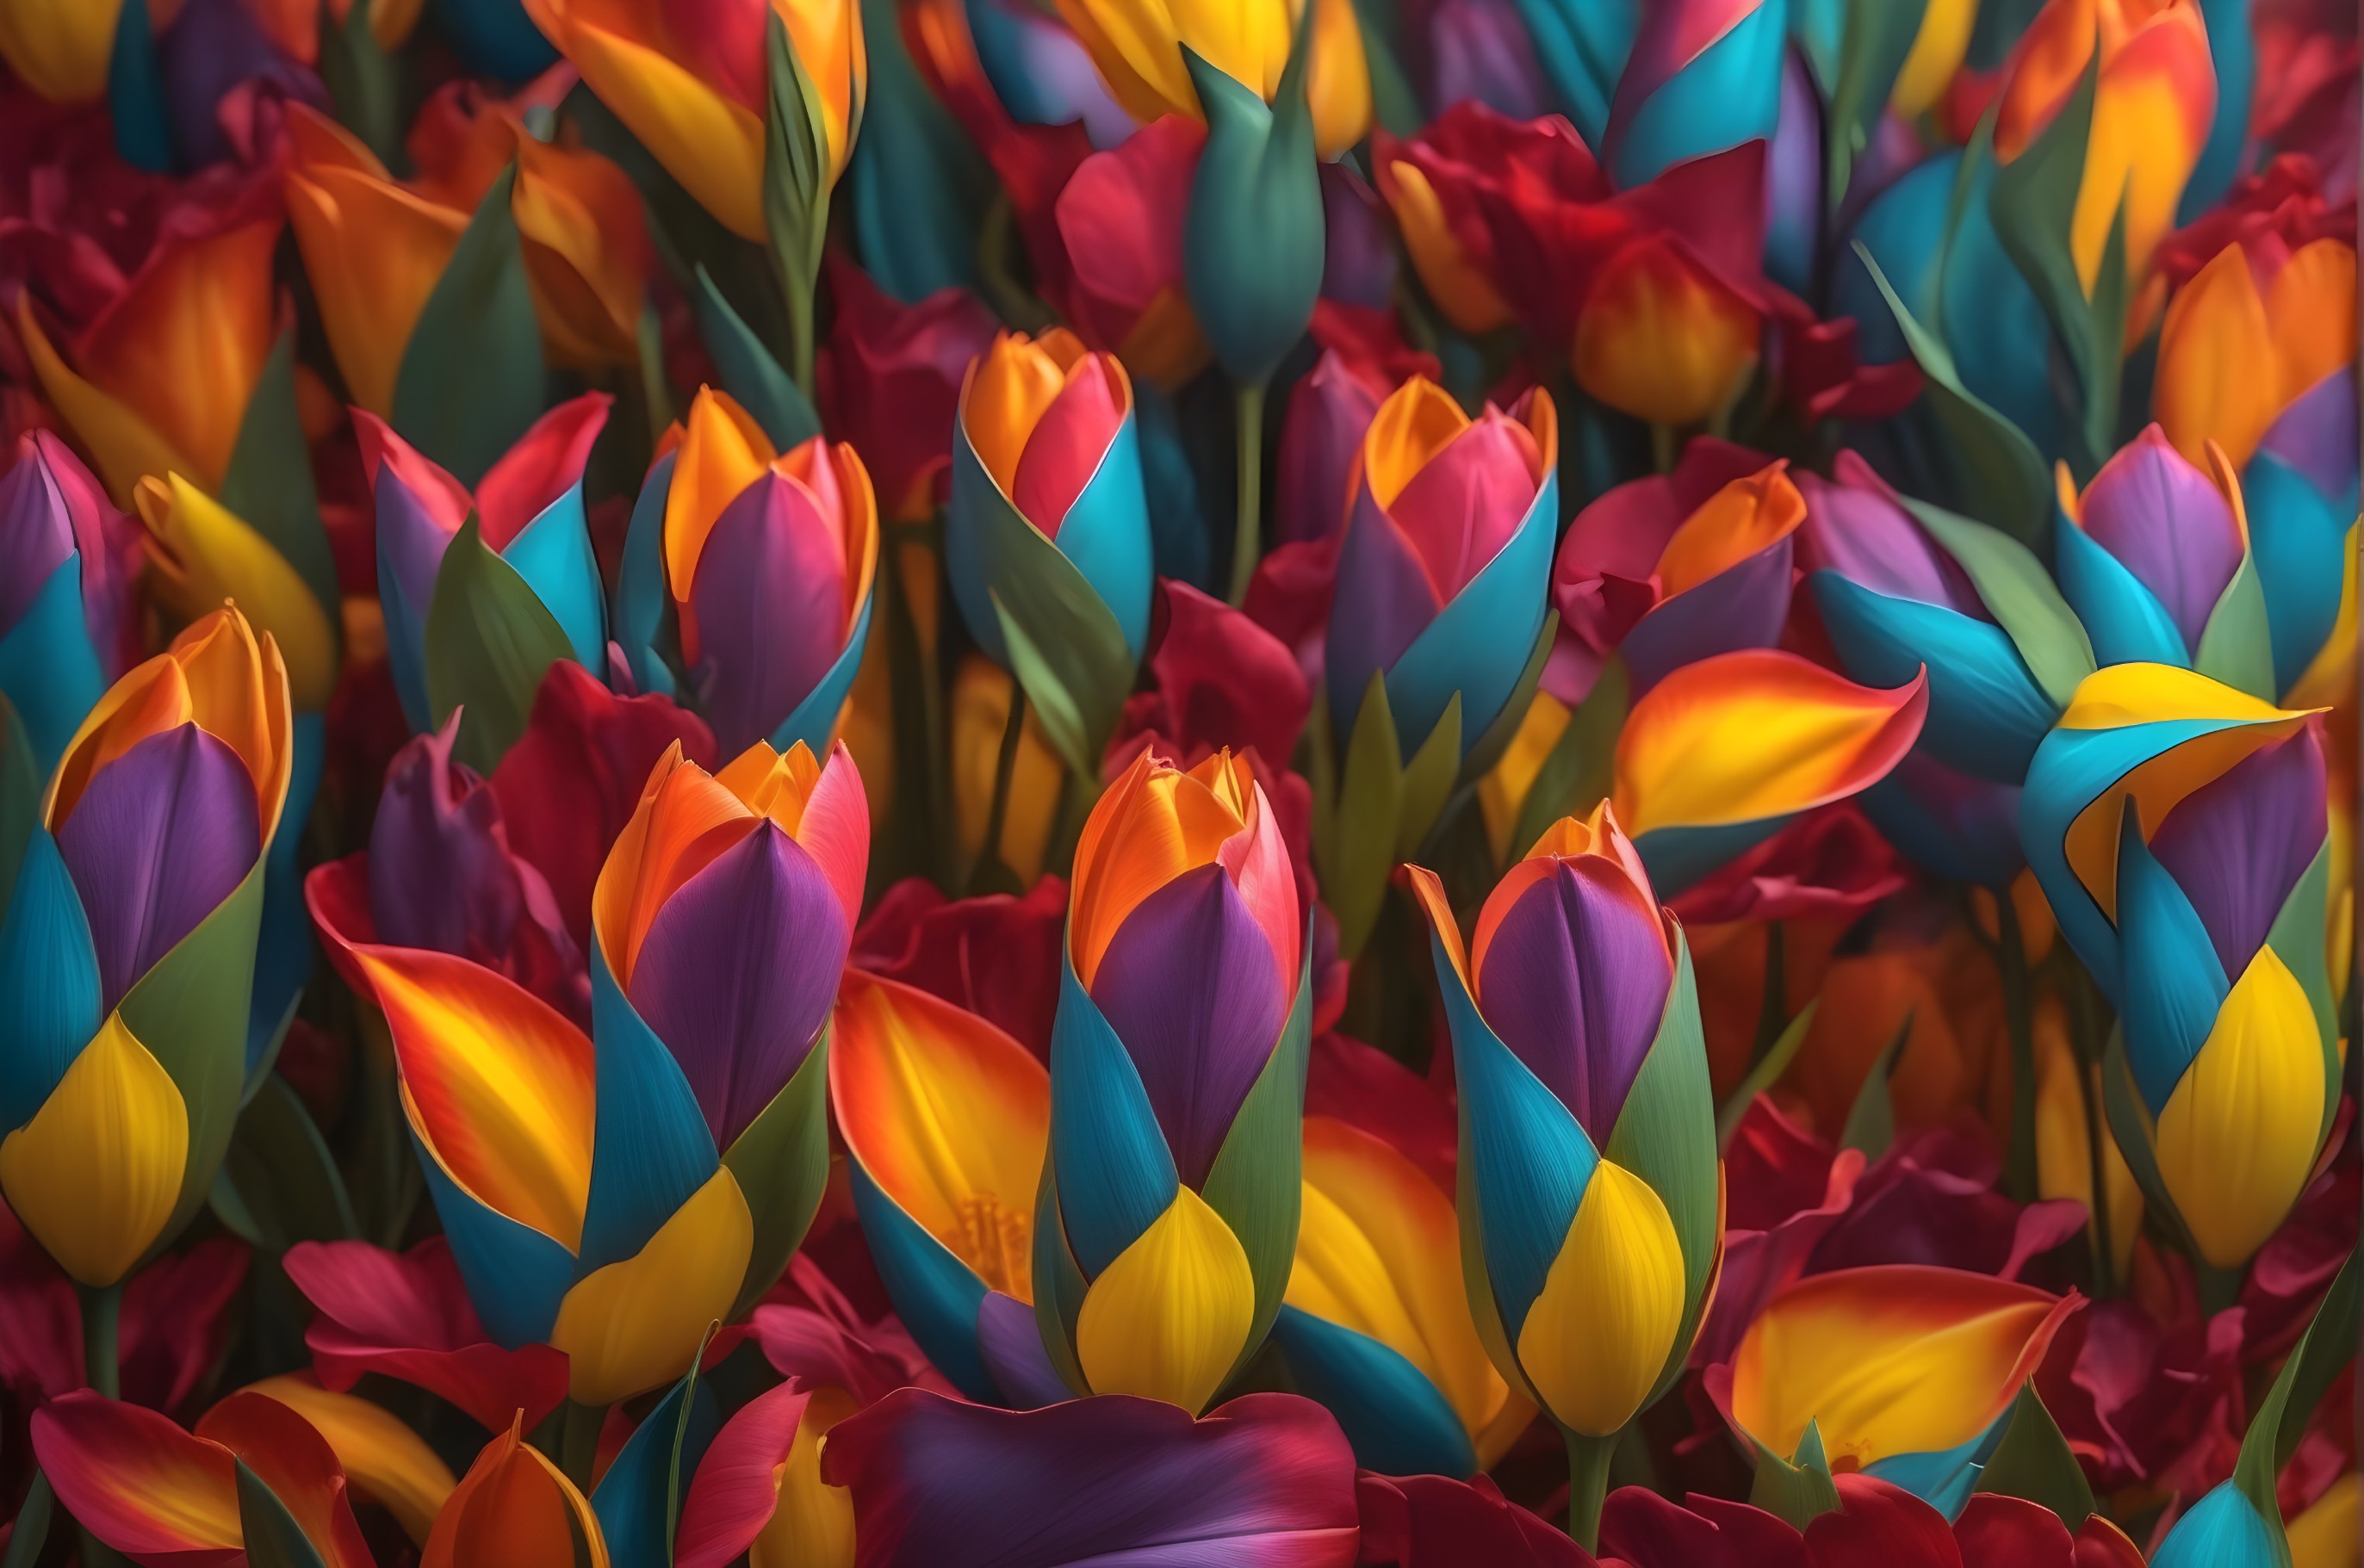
[2176,0,2254,222]
[502,485,608,677]
[0,828,101,1131]
[107,0,171,172]
[771,591,874,757]
[1049,408,1154,660]
[1858,771,2024,888]
[1048,952,1181,1278]
[0,557,109,781]
[847,1156,996,1404]
[2056,522,2192,669]
[2245,451,2348,695]
[412,1124,575,1348]
[1508,0,1631,146]
[1430,931,1593,1341]
[590,1367,721,1566]
[2117,811,2231,1114]
[611,453,678,700]
[1862,1420,1995,1522]
[2150,1483,2280,1568]
[580,945,721,1274]
[428,0,559,80]
[1381,469,1556,761]
[1634,820,1784,902]
[375,522,435,734]
[1607,2,1785,188]
[1269,1305,1479,1478]
[946,426,1015,667]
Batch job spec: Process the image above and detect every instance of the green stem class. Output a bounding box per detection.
[1564,1428,1616,1552]
[970,682,1027,895]
[2065,961,2117,1295]
[1228,380,1268,607]
[557,1399,606,1495]
[1750,920,1789,1068]
[785,260,817,400]
[1648,421,1678,475]
[80,1282,121,1399]
[635,303,673,450]
[1995,892,2038,1205]
[2,1472,51,1568]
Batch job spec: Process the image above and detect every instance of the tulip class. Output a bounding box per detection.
[1600,0,1787,190]
[33,1389,374,1565]
[1050,0,1370,159]
[2020,665,2336,1273]
[1571,231,1761,426]
[946,330,1154,775]
[1275,347,1391,544]
[0,610,292,1291]
[1037,750,1306,1414]
[242,1373,462,1545]
[822,263,1002,524]
[2155,236,2357,474]
[2151,1483,2282,1568]
[524,0,866,241]
[831,969,1069,1406]
[678,1380,855,1568]
[1273,1111,1533,1477]
[1052,115,1212,390]
[359,394,614,737]
[1993,0,2217,294]
[1716,1265,2082,1515]
[313,740,864,1405]
[1375,117,1517,336]
[1549,440,1802,702]
[428,1416,611,1565]
[0,433,143,776]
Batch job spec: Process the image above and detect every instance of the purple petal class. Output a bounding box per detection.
[821,1389,1362,1568]
[0,443,75,636]
[1619,537,1794,695]
[1418,0,1544,120]
[2078,426,2243,652]
[1275,353,1381,545]
[2150,730,2328,979]
[2259,369,2360,502]
[628,822,850,1150]
[689,471,852,757]
[1475,860,1673,1141]
[1090,864,1291,1187]
[375,461,463,637]
[975,1290,1070,1410]
[1794,460,1982,616]
[1318,164,1396,312]
[57,726,259,1011]
[1328,493,1443,721]
[158,0,326,168]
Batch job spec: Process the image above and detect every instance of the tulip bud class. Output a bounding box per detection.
[2156,236,2357,474]
[1037,750,1308,1412]
[0,433,142,775]
[1571,234,1760,426]
[2055,425,2250,670]
[0,610,293,1286]
[1600,0,1787,189]
[425,1417,607,1565]
[1051,0,1369,158]
[1275,349,1389,544]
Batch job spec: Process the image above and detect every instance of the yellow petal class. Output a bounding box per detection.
[134,474,338,713]
[2156,945,2327,1269]
[1305,0,1371,157]
[15,298,200,508]
[243,1374,457,1545]
[749,1387,858,1568]
[282,159,468,418]
[1075,1185,1256,1413]
[0,1014,189,1288]
[665,387,779,599]
[1386,162,1511,337]
[1052,0,1200,127]
[553,17,767,239]
[0,0,124,101]
[951,657,1062,888]
[2265,239,2359,415]
[2073,6,2212,290]
[2288,1472,2359,1568]
[1476,691,1571,865]
[550,1167,754,1406]
[1890,0,1975,116]
[1515,1161,1684,1437]
[959,333,1073,504]
[2032,1001,2140,1280]
[1573,238,1761,427]
[2156,244,2280,470]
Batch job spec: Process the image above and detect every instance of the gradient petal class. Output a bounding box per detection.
[423,1416,611,1568]
[2148,731,2328,980]
[32,1390,241,1561]
[192,1391,374,1568]
[2075,427,2243,654]
[678,1380,810,1568]
[689,471,855,757]
[241,1373,458,1544]
[1075,1185,1256,1411]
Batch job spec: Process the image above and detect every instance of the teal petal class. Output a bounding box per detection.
[245,713,323,1088]
[1607,1,1785,189]
[581,945,720,1273]
[1269,1305,1478,1478]
[502,487,608,677]
[770,591,874,758]
[590,1367,720,1565]
[412,1123,575,1347]
[1508,0,1631,146]
[2151,1482,2279,1568]
[0,827,100,1130]
[2176,0,2252,221]
[107,0,171,172]
[2245,451,2348,696]
[612,452,678,699]
[2056,523,2191,669]
[0,557,109,780]
[1634,819,1785,902]
[2116,808,2231,1114]
[1382,472,1556,762]
[1039,413,1154,660]
[847,1156,996,1403]
[1048,951,1179,1278]
[1862,1422,1995,1522]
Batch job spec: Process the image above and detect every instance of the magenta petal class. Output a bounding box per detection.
[1011,357,1126,538]
[2149,729,2329,979]
[628,822,850,1150]
[474,392,611,550]
[1385,412,1540,603]
[1090,864,1290,1186]
[1474,861,1672,1142]
[2077,426,2243,652]
[1330,492,1444,710]
[57,726,260,1011]
[1356,1472,1592,1567]
[678,1380,810,1568]
[821,1389,1361,1568]
[375,453,464,635]
[689,470,853,756]
[1598,1490,1808,1568]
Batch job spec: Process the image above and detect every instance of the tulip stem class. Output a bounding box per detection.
[2066,960,2117,1295]
[557,1399,605,1494]
[1228,380,1268,607]
[79,1282,121,1399]
[1563,1429,1616,1552]
[1,1472,51,1568]
[971,683,1028,895]
[1995,893,2038,1205]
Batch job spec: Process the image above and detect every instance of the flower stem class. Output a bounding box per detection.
[1229,380,1268,608]
[1,1472,51,1568]
[1995,890,2038,1205]
[2065,959,2118,1295]
[971,681,1028,896]
[557,1399,605,1495]
[1564,1428,1617,1552]
[80,1281,121,1399]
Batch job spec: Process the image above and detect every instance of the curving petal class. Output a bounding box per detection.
[677,1380,809,1568]
[1516,1160,1685,1437]
[2150,1482,2278,1568]
[423,1415,611,1568]
[549,1166,754,1406]
[1075,1185,1256,1413]
[1068,749,1248,989]
[476,392,614,551]
[2075,427,2243,655]
[689,471,854,757]
[1010,354,1127,539]
[664,387,779,600]
[194,1391,375,1568]
[32,1390,240,1560]
[2148,730,2328,980]
[241,1373,457,1546]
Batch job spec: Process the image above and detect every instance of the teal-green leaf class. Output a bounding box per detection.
[721,1030,832,1317]
[391,167,546,487]
[1325,672,1403,960]
[212,1072,359,1253]
[1749,1424,1842,1528]
[220,328,342,653]
[1396,694,1461,860]
[1988,47,2103,461]
[1974,1385,2098,1528]
[319,0,401,169]
[1839,1013,1910,1158]
[971,501,1136,779]
[2227,1246,2357,1565]
[691,264,821,448]
[0,693,38,907]
[1508,659,1626,870]
[1825,0,1931,207]
[1905,499,2095,706]
[2193,546,2277,701]
[1716,999,1821,1150]
[235,1458,330,1568]
[425,518,578,776]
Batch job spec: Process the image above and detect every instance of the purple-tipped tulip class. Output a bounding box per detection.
[2070,424,2244,654]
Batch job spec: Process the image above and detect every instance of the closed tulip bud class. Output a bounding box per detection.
[2055,425,2250,669]
[425,1416,608,1566]
[1601,0,1787,189]
[2021,664,2336,1272]
[0,433,143,775]
[2156,236,2357,474]
[651,388,880,758]
[0,609,294,1287]
[524,0,866,241]
[1051,0,1368,158]
[1039,750,1308,1413]
[1407,806,1716,1472]
[1572,233,1760,426]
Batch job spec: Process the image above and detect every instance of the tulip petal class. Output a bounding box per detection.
[242,1374,458,1545]
[977,1288,1073,1408]
[2150,1482,2279,1568]
[135,474,338,713]
[688,471,854,757]
[581,947,720,1274]
[1011,355,1129,538]
[2246,451,2349,696]
[194,1391,375,1568]
[1076,1185,1256,1411]
[2149,731,2328,982]
[2055,520,2193,668]
[847,1156,998,1402]
[0,558,111,778]
[502,488,609,680]
[13,301,199,509]
[590,1370,720,1568]
[550,1166,754,1406]
[0,827,101,1131]
[32,1390,241,1559]
[677,1380,808,1568]
[1272,1303,1479,1479]
[423,1416,610,1568]
[1517,1160,1684,1436]
[1329,497,1448,723]
[1620,540,1794,695]
[0,1012,188,1288]
[1049,951,1183,1278]
[555,15,767,240]
[2114,814,2231,1115]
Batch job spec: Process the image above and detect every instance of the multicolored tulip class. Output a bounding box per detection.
[312,739,863,1404]
[831,969,1067,1406]
[1405,807,1717,1490]
[1275,346,1390,544]
[1036,750,1306,1413]
[426,1415,610,1565]
[0,608,292,1287]
[359,393,613,737]
[678,1379,854,1568]
[2155,234,2357,475]
[1272,1110,1533,1477]
[1716,1265,2082,1514]
[2020,665,2336,1270]
[1049,0,1370,159]
[0,431,143,775]
[1548,438,1802,703]
[627,387,880,758]
[1599,0,1786,189]
[523,0,867,240]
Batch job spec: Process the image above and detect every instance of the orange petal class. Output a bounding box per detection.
[423,1416,609,1568]
[665,387,778,598]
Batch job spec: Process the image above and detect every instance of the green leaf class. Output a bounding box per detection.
[2193,545,2277,701]
[236,1458,329,1568]
[720,1030,832,1318]
[1325,673,1403,960]
[690,265,821,448]
[1839,1013,1910,1157]
[1030,1168,1093,1393]
[1395,694,1461,859]
[210,1072,358,1253]
[1825,0,1931,207]
[391,166,546,487]
[1201,937,1314,1385]
[1905,499,2094,707]
[424,518,577,776]
[1989,46,2104,464]
[220,327,342,658]
[318,0,402,169]
[1858,244,2052,547]
[2270,1247,2360,1473]
[1975,1385,2097,1528]
[0,693,38,908]
[1749,1424,1842,1528]
[1716,999,1821,1150]
[764,8,832,294]
[969,494,1137,781]
[1508,659,1626,868]
[2262,842,2341,1147]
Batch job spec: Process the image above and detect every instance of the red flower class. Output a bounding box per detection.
[821,259,1001,524]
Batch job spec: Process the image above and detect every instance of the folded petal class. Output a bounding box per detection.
[475,392,613,551]
[689,470,855,757]
[424,1416,611,1568]
[678,1380,811,1568]
[192,1391,375,1568]
[32,1390,241,1561]
[1517,1160,1685,1436]
[1011,354,1128,538]
[2075,427,2243,654]
[1075,1185,1256,1412]
[2148,730,2328,979]
[549,1167,753,1406]
[241,1373,459,1544]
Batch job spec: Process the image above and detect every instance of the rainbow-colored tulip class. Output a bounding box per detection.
[831,969,1064,1406]
[0,608,293,1287]
[0,432,143,776]
[1049,0,1370,159]
[2020,665,2336,1270]
[1036,750,1307,1413]
[1272,1110,1533,1477]
[313,740,863,1404]
[1600,0,1785,189]
[1407,806,1716,1457]
[622,387,880,758]
[524,0,867,240]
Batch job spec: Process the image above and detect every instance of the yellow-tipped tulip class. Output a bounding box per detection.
[1052,0,1370,158]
